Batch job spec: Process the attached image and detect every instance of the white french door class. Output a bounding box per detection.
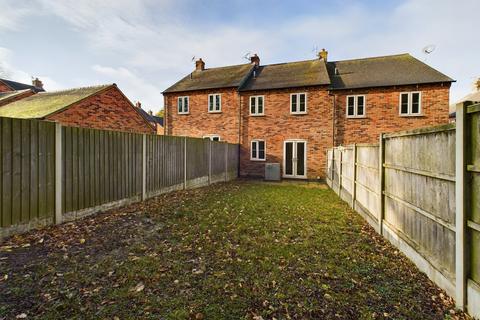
[283,140,307,179]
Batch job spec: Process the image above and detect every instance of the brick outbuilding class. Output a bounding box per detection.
[0,84,155,134]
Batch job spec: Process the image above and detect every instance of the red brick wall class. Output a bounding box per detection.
[333,83,451,145]
[47,86,154,134]
[164,88,240,143]
[239,86,333,179]
[0,90,36,107]
[0,81,13,92]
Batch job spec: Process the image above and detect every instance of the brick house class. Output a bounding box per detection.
[0,83,155,134]
[163,51,453,179]
[0,78,44,106]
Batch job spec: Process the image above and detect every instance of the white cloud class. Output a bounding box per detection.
[92,64,162,111]
[0,0,38,31]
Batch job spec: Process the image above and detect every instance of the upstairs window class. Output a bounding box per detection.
[178,96,189,114]
[291,93,307,114]
[400,92,421,116]
[203,135,220,141]
[346,95,366,118]
[251,139,266,161]
[250,96,265,115]
[208,94,221,112]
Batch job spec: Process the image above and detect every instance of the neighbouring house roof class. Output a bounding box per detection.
[0,89,32,102]
[456,91,480,104]
[0,78,45,92]
[326,54,454,90]
[163,63,254,93]
[137,107,164,126]
[239,59,331,91]
[0,84,112,119]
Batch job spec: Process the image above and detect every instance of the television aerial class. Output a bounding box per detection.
[243,52,252,61]
[422,44,436,55]
[191,56,196,62]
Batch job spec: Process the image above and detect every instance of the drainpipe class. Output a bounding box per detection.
[237,91,242,177]
[329,91,337,147]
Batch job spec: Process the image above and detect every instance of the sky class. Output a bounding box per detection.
[0,0,478,113]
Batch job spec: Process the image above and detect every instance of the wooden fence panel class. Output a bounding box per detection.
[0,118,55,237]
[355,145,380,223]
[227,143,239,180]
[211,141,226,183]
[186,138,209,188]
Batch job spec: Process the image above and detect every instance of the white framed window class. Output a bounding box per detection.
[203,135,220,141]
[399,92,422,116]
[346,95,366,118]
[177,96,189,114]
[208,94,221,113]
[250,96,265,115]
[290,93,307,114]
[251,139,266,161]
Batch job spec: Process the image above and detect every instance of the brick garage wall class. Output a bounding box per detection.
[164,88,240,143]
[0,90,36,107]
[48,86,154,134]
[333,83,451,145]
[239,86,333,179]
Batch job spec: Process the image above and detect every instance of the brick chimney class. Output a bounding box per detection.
[32,77,43,89]
[195,58,205,71]
[136,101,142,109]
[250,54,260,66]
[318,48,328,61]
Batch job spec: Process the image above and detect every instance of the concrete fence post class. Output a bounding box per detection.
[184,136,187,189]
[378,133,385,235]
[225,143,228,181]
[338,148,343,195]
[142,134,147,201]
[208,139,212,185]
[54,123,63,224]
[455,101,467,310]
[352,144,357,210]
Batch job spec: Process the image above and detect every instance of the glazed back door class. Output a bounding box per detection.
[283,140,307,178]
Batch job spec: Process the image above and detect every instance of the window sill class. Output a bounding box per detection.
[346,115,367,119]
[208,111,222,114]
[290,112,308,115]
[178,112,189,115]
[250,114,265,117]
[250,158,266,162]
[399,114,424,117]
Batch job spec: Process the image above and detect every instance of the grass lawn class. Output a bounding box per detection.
[0,181,468,319]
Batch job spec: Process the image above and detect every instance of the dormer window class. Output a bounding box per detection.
[178,96,189,114]
[208,94,221,113]
[290,93,307,114]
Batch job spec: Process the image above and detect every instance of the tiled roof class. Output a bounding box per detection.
[0,89,32,102]
[0,84,112,119]
[240,59,330,91]
[137,107,164,126]
[163,64,254,93]
[326,54,454,90]
[0,78,45,92]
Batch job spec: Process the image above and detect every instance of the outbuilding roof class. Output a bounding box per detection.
[0,84,112,119]
[326,54,454,90]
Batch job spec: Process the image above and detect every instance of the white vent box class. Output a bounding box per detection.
[265,163,281,181]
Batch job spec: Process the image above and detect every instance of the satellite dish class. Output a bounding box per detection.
[243,52,252,61]
[422,44,436,55]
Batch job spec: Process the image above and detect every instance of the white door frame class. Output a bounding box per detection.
[283,139,307,179]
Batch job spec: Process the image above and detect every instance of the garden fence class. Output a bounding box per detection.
[326,101,480,317]
[0,117,238,238]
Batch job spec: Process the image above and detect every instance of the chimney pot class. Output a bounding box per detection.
[318,48,328,61]
[136,101,142,109]
[148,110,153,115]
[195,58,205,71]
[32,77,43,89]
[250,54,260,66]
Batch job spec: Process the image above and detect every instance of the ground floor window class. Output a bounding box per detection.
[251,139,265,161]
[203,135,221,141]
